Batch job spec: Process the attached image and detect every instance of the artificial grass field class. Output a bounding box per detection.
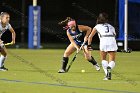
[0,49,140,93]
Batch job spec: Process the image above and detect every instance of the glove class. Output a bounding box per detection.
[88,45,93,51]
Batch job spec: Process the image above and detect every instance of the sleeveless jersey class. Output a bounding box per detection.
[0,21,12,38]
[94,23,118,51]
[94,23,116,45]
[67,26,84,46]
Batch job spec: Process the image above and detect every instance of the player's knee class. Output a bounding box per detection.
[1,51,7,57]
[2,53,7,57]
[64,51,71,57]
[85,55,91,60]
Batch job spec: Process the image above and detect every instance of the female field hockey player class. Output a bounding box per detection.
[88,12,118,80]
[0,12,16,71]
[58,17,100,73]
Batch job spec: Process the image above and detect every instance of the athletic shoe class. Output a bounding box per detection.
[94,64,100,71]
[58,69,66,73]
[0,66,8,71]
[107,66,111,80]
[103,77,109,80]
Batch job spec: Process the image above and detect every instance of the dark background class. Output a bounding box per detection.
[0,0,118,48]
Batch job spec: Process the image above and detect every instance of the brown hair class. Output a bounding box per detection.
[58,17,73,26]
[96,12,108,24]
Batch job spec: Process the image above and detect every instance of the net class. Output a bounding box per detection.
[118,0,140,41]
[128,2,140,40]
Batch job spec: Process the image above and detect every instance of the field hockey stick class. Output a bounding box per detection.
[0,42,13,48]
[4,42,13,46]
[66,42,85,72]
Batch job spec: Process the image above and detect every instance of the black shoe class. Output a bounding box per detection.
[58,69,66,73]
[107,66,111,80]
[0,66,8,71]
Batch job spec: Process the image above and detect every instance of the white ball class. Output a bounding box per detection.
[81,69,85,73]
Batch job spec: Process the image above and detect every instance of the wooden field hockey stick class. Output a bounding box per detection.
[66,42,85,72]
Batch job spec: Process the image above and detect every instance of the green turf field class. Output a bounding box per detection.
[0,49,140,93]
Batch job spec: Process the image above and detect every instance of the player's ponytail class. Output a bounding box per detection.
[58,17,74,30]
[58,17,73,26]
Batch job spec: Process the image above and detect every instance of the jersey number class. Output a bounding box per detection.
[105,26,109,33]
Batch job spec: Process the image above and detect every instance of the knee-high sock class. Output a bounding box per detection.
[61,57,69,70]
[0,55,6,67]
[88,56,97,65]
[102,60,108,76]
[108,61,115,69]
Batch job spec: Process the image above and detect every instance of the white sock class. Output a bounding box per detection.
[108,61,115,69]
[0,55,6,67]
[102,60,108,76]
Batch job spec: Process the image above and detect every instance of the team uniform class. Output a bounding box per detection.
[0,21,12,48]
[67,26,86,46]
[0,20,12,41]
[58,23,100,73]
[94,23,117,80]
[94,23,118,52]
[0,21,12,71]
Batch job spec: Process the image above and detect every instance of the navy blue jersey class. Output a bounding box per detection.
[68,26,85,46]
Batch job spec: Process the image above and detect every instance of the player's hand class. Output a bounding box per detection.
[77,46,83,53]
[76,48,80,53]
[88,45,93,51]
[5,41,15,46]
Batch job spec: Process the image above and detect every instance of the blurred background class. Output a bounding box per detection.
[0,0,140,50]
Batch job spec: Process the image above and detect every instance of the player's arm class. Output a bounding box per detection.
[9,27,16,44]
[88,28,97,50]
[67,30,79,50]
[78,25,92,43]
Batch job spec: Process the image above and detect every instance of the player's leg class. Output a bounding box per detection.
[83,45,100,71]
[100,51,109,80]
[108,51,116,69]
[58,43,76,73]
[106,51,116,80]
[100,51,108,74]
[0,46,8,71]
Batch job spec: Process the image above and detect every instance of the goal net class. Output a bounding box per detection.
[118,0,140,40]
[118,0,140,51]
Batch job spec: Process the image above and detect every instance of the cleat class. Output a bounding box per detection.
[0,66,8,71]
[107,66,111,80]
[94,64,100,71]
[103,77,109,80]
[58,69,66,73]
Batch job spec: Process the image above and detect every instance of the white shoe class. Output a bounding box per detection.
[94,64,100,71]
[58,69,66,73]
[103,77,109,80]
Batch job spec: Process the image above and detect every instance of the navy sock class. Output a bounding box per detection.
[88,56,97,65]
[62,57,69,70]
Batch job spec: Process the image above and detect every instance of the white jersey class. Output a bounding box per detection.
[0,20,12,38]
[94,23,118,52]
